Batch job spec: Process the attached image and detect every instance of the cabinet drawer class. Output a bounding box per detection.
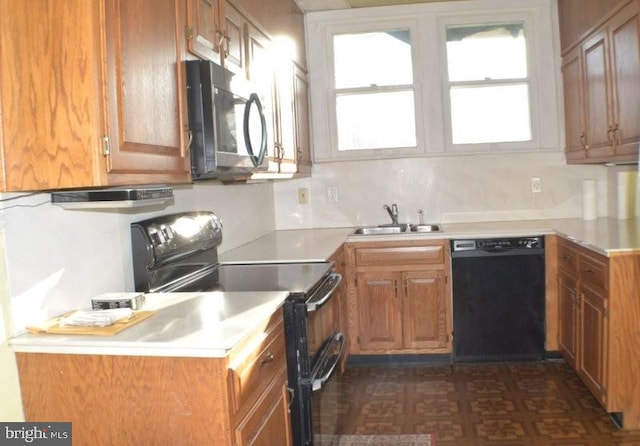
[558,240,578,273]
[579,250,608,290]
[355,244,444,267]
[228,317,286,414]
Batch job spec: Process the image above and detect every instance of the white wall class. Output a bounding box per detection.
[0,181,275,419]
[273,152,607,229]
[0,231,23,421]
[0,182,276,336]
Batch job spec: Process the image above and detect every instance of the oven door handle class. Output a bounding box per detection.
[310,332,345,392]
[306,273,342,313]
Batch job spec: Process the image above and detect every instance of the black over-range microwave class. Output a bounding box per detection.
[185,60,268,180]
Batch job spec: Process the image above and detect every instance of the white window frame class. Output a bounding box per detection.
[319,17,424,161]
[305,0,561,163]
[439,12,538,152]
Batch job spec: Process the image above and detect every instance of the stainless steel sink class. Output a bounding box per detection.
[352,223,441,235]
[352,226,405,235]
[409,224,441,232]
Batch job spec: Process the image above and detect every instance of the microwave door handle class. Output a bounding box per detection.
[311,332,345,391]
[306,273,342,313]
[243,93,267,167]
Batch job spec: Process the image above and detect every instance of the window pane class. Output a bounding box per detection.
[446,23,527,82]
[334,30,413,88]
[336,91,416,150]
[450,84,531,144]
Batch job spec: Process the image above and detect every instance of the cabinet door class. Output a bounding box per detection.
[220,0,246,75]
[356,271,403,351]
[235,371,292,446]
[609,1,640,159]
[562,47,588,161]
[293,64,312,173]
[402,270,449,350]
[103,0,190,183]
[583,29,615,160]
[579,283,609,405]
[0,1,105,190]
[558,269,579,368]
[186,0,222,64]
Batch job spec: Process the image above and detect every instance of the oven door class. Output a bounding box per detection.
[306,273,345,445]
[310,332,344,446]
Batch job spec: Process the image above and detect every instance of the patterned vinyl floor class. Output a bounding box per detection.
[314,360,640,446]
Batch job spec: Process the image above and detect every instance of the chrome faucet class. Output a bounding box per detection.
[383,203,399,225]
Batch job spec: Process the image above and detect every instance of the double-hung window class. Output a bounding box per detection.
[332,28,417,152]
[306,0,560,162]
[443,20,533,148]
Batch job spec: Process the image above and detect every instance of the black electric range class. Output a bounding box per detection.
[130,212,345,446]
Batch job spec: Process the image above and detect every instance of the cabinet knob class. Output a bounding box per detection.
[260,351,275,366]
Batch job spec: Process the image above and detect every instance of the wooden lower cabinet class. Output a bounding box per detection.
[579,282,608,403]
[557,269,579,368]
[555,236,640,429]
[16,312,291,446]
[346,240,452,355]
[234,369,291,446]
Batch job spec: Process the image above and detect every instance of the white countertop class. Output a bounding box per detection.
[219,227,354,263]
[9,291,288,358]
[219,218,640,262]
[12,217,638,358]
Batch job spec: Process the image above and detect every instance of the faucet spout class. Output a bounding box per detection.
[383,203,399,225]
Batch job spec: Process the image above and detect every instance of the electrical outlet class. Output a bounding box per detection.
[298,188,309,204]
[327,186,339,203]
[531,177,542,193]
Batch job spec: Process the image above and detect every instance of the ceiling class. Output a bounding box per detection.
[295,0,463,12]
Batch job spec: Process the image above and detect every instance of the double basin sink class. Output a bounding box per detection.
[352,223,441,236]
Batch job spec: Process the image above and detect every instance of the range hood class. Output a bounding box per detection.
[51,185,174,209]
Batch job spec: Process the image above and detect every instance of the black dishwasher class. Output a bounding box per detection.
[450,236,545,362]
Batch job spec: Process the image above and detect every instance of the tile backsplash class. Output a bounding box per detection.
[274,151,608,229]
[0,149,635,334]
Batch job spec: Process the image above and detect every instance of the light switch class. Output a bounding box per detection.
[298,188,309,204]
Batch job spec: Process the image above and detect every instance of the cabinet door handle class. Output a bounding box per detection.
[579,132,587,149]
[215,28,230,57]
[185,129,193,154]
[287,387,295,410]
[260,351,275,366]
[607,127,614,144]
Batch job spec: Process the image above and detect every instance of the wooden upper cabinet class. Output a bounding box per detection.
[561,47,588,161]
[293,64,312,173]
[0,0,190,192]
[186,0,223,64]
[0,1,105,191]
[558,0,628,52]
[608,2,640,159]
[104,0,191,184]
[220,0,247,76]
[582,28,615,160]
[560,0,640,164]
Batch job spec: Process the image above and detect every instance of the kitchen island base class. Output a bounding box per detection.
[15,313,292,446]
